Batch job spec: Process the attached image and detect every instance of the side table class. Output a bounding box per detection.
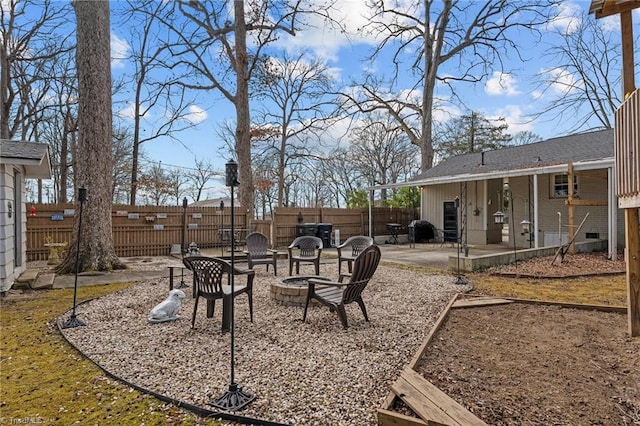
[167,265,188,290]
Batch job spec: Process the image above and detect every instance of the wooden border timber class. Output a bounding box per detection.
[378,293,488,426]
[591,0,640,337]
[377,295,628,425]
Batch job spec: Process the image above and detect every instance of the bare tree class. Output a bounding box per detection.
[511,130,541,146]
[112,125,133,203]
[342,0,559,172]
[349,112,420,201]
[57,0,123,273]
[137,163,172,206]
[186,159,220,202]
[254,51,336,207]
[0,0,73,139]
[532,12,635,132]
[317,147,362,208]
[119,1,200,205]
[1,0,74,203]
[150,1,340,218]
[38,52,78,203]
[167,168,189,206]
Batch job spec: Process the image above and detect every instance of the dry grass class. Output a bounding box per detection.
[0,283,221,426]
[469,273,628,306]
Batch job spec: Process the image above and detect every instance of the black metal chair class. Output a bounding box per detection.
[336,235,374,275]
[244,232,278,275]
[183,256,254,332]
[303,245,381,329]
[287,236,323,275]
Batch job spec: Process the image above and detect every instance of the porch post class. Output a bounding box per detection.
[608,167,617,261]
[368,189,373,238]
[533,175,539,249]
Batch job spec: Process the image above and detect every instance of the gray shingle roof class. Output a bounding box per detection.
[1,140,48,160]
[410,129,613,183]
[1,140,52,179]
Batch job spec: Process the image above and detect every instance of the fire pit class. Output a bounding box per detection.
[270,276,331,306]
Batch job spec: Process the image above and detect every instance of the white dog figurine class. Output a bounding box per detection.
[149,289,186,323]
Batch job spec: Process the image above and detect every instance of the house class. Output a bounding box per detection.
[190,197,236,208]
[406,129,623,259]
[0,140,52,292]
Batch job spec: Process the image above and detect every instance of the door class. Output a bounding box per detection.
[443,201,458,242]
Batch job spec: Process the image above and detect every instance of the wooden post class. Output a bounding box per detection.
[626,208,640,337]
[567,163,575,254]
[620,11,636,96]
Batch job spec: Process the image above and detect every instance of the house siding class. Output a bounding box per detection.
[0,164,19,290]
[421,170,624,250]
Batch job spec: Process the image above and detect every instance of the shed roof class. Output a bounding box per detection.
[0,140,52,179]
[405,129,614,187]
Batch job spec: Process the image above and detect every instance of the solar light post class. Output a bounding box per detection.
[220,200,225,256]
[181,197,188,256]
[210,159,255,411]
[62,186,87,329]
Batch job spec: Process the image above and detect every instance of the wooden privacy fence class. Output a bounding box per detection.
[26,204,418,261]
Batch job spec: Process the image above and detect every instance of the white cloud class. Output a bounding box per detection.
[272,1,381,62]
[398,88,421,104]
[541,67,580,95]
[485,72,520,96]
[547,1,582,35]
[116,102,136,120]
[432,97,461,123]
[111,32,130,69]
[487,105,533,134]
[598,15,620,32]
[184,105,207,124]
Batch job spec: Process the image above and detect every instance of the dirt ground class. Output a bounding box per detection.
[412,254,640,425]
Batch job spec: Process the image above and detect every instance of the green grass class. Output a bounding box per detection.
[0,283,220,425]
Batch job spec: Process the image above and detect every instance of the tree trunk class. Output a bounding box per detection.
[57,0,123,273]
[0,35,10,139]
[233,0,255,218]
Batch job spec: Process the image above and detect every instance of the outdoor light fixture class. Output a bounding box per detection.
[62,186,88,329]
[210,159,255,412]
[493,210,505,224]
[520,220,532,234]
[225,158,239,187]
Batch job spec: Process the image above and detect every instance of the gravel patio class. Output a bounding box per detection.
[58,258,469,425]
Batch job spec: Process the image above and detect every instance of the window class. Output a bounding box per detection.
[551,174,578,197]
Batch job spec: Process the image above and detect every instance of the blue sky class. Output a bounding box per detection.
[107,1,640,199]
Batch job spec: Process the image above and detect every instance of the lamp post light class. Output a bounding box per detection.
[220,200,225,255]
[181,197,188,256]
[62,186,88,329]
[210,159,255,412]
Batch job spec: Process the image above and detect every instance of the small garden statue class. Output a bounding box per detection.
[188,242,200,256]
[149,289,186,323]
